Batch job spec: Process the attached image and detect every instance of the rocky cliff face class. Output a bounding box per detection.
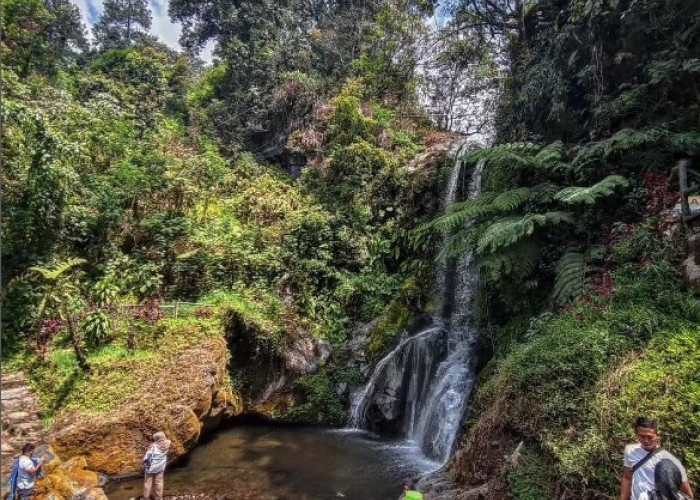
[225,309,332,418]
[50,337,241,476]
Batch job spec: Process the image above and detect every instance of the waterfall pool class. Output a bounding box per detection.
[105,425,440,500]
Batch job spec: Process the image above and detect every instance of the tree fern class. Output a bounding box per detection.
[439,229,479,261]
[429,193,498,233]
[572,127,668,173]
[492,187,533,211]
[554,175,628,205]
[463,142,541,172]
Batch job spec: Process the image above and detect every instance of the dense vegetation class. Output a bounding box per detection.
[1,0,445,419]
[2,0,699,498]
[433,1,700,498]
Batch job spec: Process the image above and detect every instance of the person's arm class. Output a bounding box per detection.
[620,466,632,500]
[680,481,694,499]
[24,456,46,476]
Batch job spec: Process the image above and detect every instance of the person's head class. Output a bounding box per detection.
[654,458,683,499]
[635,417,660,451]
[21,443,36,456]
[403,480,413,492]
[152,431,171,451]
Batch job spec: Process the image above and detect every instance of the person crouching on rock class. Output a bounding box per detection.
[11,443,46,500]
[143,431,170,500]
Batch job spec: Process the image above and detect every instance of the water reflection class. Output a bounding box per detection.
[106,426,439,500]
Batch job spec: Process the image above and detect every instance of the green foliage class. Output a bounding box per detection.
[1,0,86,77]
[555,175,629,205]
[287,368,364,425]
[509,446,555,500]
[476,244,700,496]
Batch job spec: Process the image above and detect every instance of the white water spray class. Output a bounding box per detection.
[349,141,484,464]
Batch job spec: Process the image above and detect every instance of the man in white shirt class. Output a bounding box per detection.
[620,417,694,500]
[16,443,46,499]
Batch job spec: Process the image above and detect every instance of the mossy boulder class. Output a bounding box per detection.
[34,455,104,500]
[50,337,242,476]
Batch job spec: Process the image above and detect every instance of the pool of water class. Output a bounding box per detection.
[105,426,440,500]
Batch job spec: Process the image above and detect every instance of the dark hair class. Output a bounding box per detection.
[654,459,682,499]
[635,417,658,431]
[22,443,36,455]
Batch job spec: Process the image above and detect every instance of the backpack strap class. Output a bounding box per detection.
[632,447,663,474]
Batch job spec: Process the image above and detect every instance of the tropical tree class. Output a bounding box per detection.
[30,258,91,373]
[1,0,86,77]
[93,0,152,50]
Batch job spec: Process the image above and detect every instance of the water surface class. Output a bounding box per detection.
[105,426,439,500]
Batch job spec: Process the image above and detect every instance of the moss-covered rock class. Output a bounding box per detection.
[34,454,104,500]
[50,337,241,476]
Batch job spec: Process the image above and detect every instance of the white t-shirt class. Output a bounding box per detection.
[624,444,688,500]
[16,456,37,490]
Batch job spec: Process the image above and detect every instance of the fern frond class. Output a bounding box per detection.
[463,143,541,172]
[430,193,498,233]
[533,141,569,173]
[530,182,560,203]
[492,187,532,212]
[572,128,668,172]
[670,131,700,151]
[29,258,87,281]
[554,175,628,205]
[476,211,573,254]
[551,250,587,305]
[480,238,541,280]
[438,230,479,261]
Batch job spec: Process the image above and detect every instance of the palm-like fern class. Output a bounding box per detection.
[29,258,86,282]
[424,141,629,305]
[480,238,541,281]
[30,258,91,372]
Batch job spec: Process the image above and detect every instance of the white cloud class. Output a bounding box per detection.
[70,0,213,63]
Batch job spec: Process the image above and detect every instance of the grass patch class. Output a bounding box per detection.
[29,318,223,417]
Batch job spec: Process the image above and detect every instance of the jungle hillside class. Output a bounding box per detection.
[2,0,700,499]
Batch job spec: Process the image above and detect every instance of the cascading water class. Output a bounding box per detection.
[349,141,483,464]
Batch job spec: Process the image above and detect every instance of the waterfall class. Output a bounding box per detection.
[348,140,483,464]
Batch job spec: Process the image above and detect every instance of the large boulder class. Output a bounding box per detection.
[50,338,243,476]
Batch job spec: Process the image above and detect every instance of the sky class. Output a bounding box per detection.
[70,0,214,62]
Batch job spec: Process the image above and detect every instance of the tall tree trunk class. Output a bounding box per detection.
[64,307,91,373]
